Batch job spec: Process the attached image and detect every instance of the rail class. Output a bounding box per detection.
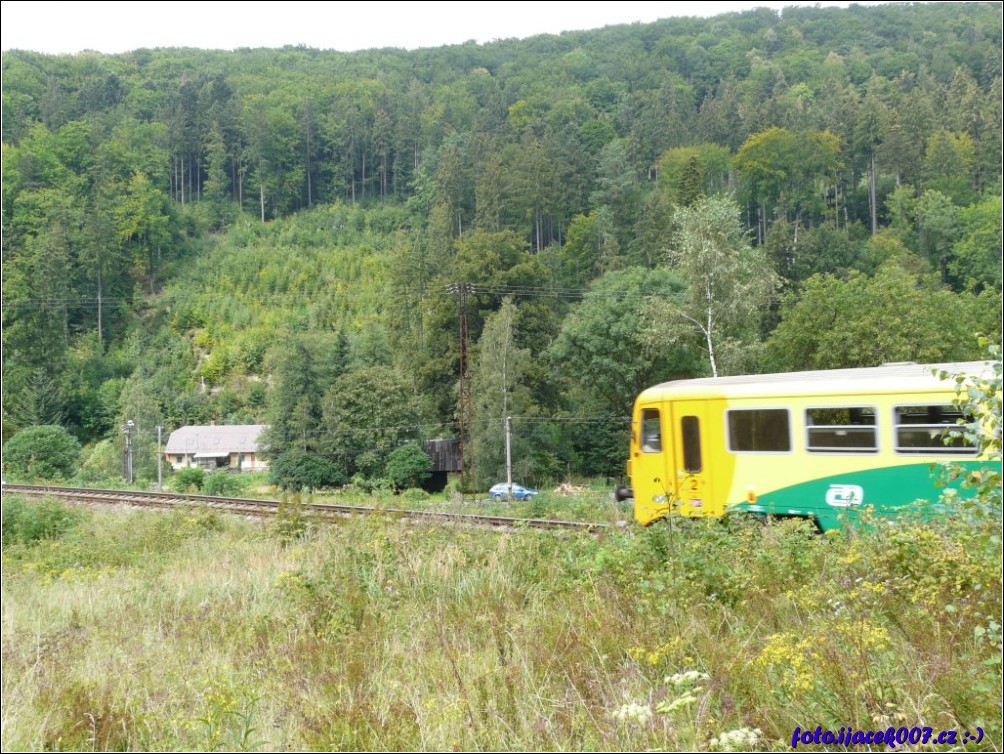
[1,484,610,534]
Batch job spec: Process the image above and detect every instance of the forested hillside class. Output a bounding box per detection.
[3,2,1001,486]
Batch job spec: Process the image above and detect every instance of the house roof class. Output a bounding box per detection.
[165,425,267,455]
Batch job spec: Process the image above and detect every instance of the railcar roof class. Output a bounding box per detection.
[638,361,994,402]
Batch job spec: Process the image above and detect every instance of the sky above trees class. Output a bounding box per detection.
[2,0,891,54]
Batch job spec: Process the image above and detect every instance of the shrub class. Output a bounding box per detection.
[2,425,81,480]
[75,438,123,484]
[202,473,247,497]
[384,443,432,491]
[938,342,1002,514]
[173,467,205,492]
[275,493,309,543]
[1,497,84,545]
[399,487,431,502]
[270,451,346,491]
[349,474,392,494]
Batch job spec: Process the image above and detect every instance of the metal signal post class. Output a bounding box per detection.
[505,415,513,501]
[123,420,135,484]
[157,425,164,491]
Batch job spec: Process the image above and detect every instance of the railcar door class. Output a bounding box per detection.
[632,404,672,524]
[671,401,714,518]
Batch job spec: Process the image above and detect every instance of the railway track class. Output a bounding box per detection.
[1,484,610,534]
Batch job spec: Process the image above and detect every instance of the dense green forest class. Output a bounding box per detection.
[3,2,1002,487]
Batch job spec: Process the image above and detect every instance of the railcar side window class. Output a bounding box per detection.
[727,409,791,452]
[681,416,702,472]
[806,407,878,453]
[894,405,975,454]
[641,408,662,452]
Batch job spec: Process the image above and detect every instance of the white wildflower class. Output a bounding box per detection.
[708,727,764,751]
[664,670,710,688]
[611,702,653,726]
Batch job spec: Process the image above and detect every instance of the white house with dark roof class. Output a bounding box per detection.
[164,425,268,472]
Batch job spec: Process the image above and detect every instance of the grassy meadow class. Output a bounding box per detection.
[1,494,1000,751]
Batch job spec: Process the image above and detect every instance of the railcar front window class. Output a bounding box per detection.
[641,409,662,452]
[727,409,791,452]
[894,405,975,454]
[806,407,878,453]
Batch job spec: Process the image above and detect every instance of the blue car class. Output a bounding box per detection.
[488,483,539,501]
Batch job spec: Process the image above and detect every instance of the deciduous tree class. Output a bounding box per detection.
[764,259,997,370]
[654,195,779,376]
[320,366,421,478]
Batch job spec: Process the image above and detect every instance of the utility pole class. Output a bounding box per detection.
[505,415,513,501]
[156,426,164,491]
[123,420,135,484]
[447,282,475,500]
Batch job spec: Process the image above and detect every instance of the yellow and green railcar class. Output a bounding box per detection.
[627,362,998,531]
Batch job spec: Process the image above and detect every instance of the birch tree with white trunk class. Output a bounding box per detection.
[658,195,780,377]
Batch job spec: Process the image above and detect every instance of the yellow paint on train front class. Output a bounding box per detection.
[631,389,736,525]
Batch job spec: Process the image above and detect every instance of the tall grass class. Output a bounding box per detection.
[2,496,999,750]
